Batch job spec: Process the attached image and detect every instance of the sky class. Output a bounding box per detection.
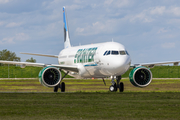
[1,0,180,65]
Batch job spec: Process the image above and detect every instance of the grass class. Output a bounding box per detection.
[0,92,180,120]
[122,66,180,78]
[0,66,73,78]
[0,79,180,119]
[1,78,180,92]
[2,65,180,78]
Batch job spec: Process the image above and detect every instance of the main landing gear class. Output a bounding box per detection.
[109,76,124,92]
[54,71,69,92]
[54,82,65,92]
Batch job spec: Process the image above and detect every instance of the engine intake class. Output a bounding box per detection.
[129,66,152,87]
[39,66,61,87]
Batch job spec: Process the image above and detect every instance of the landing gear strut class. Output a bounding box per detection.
[109,76,124,92]
[116,76,124,92]
[109,76,117,92]
[54,70,69,92]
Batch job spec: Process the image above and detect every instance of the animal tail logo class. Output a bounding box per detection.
[63,6,71,49]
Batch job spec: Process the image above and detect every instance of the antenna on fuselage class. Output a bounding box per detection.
[112,38,114,42]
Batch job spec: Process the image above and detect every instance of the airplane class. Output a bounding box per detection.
[0,6,180,92]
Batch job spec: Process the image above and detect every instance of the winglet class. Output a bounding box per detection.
[63,6,71,49]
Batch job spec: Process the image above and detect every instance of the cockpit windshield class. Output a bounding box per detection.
[120,51,126,55]
[112,51,119,55]
[103,51,108,55]
[106,51,111,55]
[103,50,129,56]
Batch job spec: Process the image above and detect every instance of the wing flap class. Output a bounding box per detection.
[0,60,46,67]
[132,60,180,68]
[0,60,78,72]
[20,53,58,58]
[51,64,79,72]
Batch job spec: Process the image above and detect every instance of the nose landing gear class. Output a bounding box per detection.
[109,76,124,92]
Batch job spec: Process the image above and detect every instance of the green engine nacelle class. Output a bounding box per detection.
[39,66,61,87]
[129,66,152,87]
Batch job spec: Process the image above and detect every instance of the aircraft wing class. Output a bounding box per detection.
[131,60,180,68]
[0,60,78,72]
[20,53,58,58]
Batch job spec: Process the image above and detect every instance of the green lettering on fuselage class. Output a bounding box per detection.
[74,47,97,63]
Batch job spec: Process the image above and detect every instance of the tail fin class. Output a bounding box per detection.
[63,6,71,49]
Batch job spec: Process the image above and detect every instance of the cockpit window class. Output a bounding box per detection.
[120,51,126,55]
[112,51,119,55]
[103,50,129,56]
[103,51,108,55]
[106,51,111,55]
[126,51,129,55]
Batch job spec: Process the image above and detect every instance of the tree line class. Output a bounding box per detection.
[0,49,36,63]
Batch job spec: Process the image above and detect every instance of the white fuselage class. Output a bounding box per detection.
[58,42,131,78]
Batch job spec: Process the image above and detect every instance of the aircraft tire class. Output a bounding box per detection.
[61,82,65,92]
[109,85,115,92]
[54,85,58,92]
[114,83,117,91]
[119,82,124,92]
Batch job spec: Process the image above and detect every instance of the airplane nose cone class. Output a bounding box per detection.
[115,56,130,66]
[111,56,131,74]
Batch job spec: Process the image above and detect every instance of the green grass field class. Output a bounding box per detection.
[1,78,180,92]
[0,79,180,119]
[122,66,180,78]
[0,66,72,78]
[0,92,180,120]
[2,65,180,78]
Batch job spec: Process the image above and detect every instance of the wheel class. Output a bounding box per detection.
[109,85,115,92]
[119,82,124,92]
[109,85,117,92]
[114,83,117,92]
[61,82,65,92]
[54,85,58,92]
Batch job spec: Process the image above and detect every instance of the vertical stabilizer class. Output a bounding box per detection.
[63,6,71,49]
